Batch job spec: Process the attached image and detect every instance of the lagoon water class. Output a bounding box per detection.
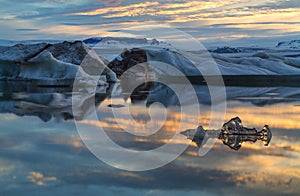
[0,81,299,195]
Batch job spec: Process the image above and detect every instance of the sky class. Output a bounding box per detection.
[0,0,299,46]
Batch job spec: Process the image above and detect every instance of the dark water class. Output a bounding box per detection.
[0,81,300,195]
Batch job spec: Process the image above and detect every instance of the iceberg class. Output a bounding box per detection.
[212,52,300,75]
[108,46,300,77]
[108,48,148,77]
[0,41,117,85]
[2,38,300,84]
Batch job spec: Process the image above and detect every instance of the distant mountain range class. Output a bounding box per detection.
[0,37,299,50]
[83,37,170,48]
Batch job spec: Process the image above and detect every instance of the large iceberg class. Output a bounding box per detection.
[212,52,300,75]
[108,46,300,77]
[0,41,117,85]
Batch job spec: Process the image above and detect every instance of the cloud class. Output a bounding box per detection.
[102,0,123,7]
[16,28,39,31]
[0,0,299,44]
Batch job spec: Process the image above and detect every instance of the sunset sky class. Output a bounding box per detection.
[0,0,299,46]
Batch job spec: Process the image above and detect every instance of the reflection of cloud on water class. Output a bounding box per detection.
[231,173,293,190]
[27,171,57,186]
[0,114,300,194]
[0,81,300,194]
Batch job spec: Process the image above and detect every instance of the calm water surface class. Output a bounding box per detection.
[0,82,299,195]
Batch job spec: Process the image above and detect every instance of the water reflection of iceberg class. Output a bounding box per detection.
[0,81,114,122]
[1,79,300,123]
[147,84,300,107]
[181,117,272,151]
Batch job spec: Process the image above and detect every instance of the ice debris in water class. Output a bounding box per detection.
[181,117,272,151]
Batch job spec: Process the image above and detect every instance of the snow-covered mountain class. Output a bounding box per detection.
[83,37,171,48]
[0,37,169,48]
[276,40,300,49]
[0,39,63,47]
